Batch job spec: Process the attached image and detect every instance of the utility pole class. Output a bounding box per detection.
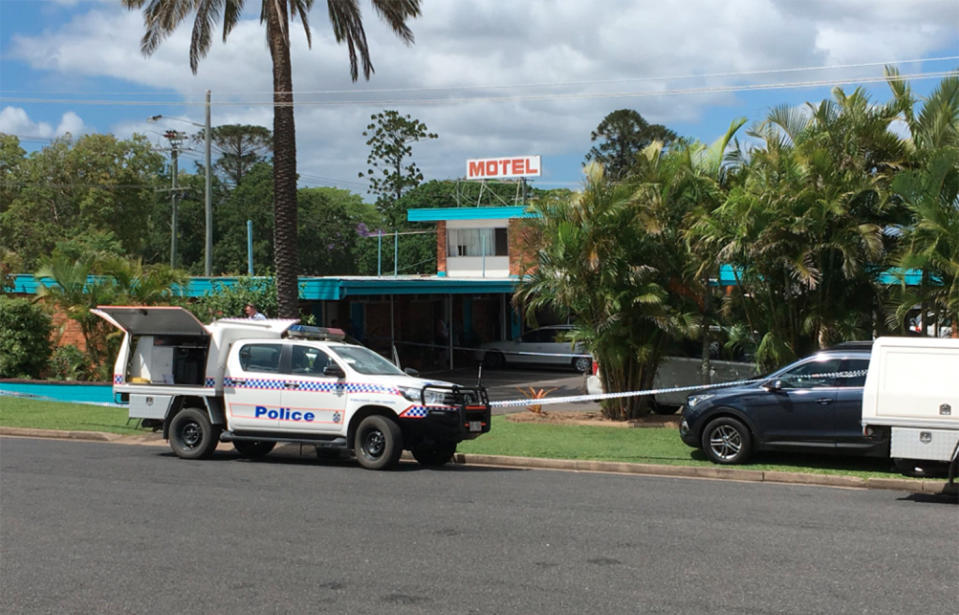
[204,90,213,277]
[148,90,213,275]
[162,130,186,269]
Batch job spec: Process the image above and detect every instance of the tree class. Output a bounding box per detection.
[584,109,677,181]
[886,68,959,335]
[200,124,273,186]
[298,186,380,275]
[0,296,52,378]
[0,133,163,270]
[892,147,959,334]
[517,155,700,420]
[690,87,907,369]
[212,162,276,275]
[36,249,186,380]
[359,109,437,228]
[124,0,422,318]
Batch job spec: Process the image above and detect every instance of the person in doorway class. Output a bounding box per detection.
[244,303,266,320]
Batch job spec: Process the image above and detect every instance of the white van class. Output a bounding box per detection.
[861,336,959,478]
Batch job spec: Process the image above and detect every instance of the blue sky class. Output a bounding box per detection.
[2,0,957,196]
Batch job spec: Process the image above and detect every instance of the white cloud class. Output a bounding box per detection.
[0,107,86,139]
[0,107,52,137]
[6,0,958,190]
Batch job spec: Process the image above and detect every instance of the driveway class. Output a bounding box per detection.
[420,366,598,415]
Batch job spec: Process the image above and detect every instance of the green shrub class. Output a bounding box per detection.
[0,296,52,378]
[188,276,279,322]
[49,344,88,381]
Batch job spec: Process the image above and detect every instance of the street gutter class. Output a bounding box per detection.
[2,426,953,495]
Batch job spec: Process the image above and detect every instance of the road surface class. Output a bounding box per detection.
[1,437,956,614]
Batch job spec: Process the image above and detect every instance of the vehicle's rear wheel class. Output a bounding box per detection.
[701,416,752,464]
[573,356,593,373]
[169,407,220,460]
[233,440,276,459]
[354,415,403,470]
[412,441,457,466]
[483,351,506,369]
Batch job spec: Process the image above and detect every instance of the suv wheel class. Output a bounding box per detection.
[701,416,752,464]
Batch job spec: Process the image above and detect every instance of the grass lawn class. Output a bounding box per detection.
[1,398,912,480]
[457,416,909,480]
[0,397,151,436]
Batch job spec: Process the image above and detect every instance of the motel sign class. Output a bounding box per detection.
[466,155,541,180]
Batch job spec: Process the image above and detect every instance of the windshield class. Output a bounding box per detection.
[330,345,405,376]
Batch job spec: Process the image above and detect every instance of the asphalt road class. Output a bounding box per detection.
[2,437,956,615]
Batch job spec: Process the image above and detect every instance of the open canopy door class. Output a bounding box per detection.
[91,306,209,337]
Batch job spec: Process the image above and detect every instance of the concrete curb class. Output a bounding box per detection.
[451,453,954,495]
[2,427,953,495]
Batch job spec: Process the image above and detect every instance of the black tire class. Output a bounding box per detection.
[483,351,506,369]
[573,356,593,374]
[412,441,457,467]
[168,407,220,460]
[701,416,752,464]
[233,440,276,458]
[354,415,403,470]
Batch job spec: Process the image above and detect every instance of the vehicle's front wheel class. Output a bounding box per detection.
[412,441,457,466]
[233,440,276,459]
[354,415,403,470]
[701,416,752,464]
[169,408,220,460]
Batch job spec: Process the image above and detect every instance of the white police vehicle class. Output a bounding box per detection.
[93,306,490,469]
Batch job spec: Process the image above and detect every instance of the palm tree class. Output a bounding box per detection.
[123,0,421,317]
[885,68,959,334]
[518,154,700,420]
[691,87,905,369]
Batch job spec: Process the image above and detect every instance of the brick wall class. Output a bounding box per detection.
[508,218,540,276]
[436,220,447,275]
[48,303,87,351]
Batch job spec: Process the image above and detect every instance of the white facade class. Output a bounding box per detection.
[445,218,510,278]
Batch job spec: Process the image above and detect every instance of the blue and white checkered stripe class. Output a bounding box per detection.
[400,406,429,418]
[224,377,400,396]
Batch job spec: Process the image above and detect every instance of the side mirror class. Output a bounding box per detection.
[764,379,784,392]
[403,367,420,377]
[323,364,346,379]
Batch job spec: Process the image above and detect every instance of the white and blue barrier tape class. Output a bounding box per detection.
[489,369,868,409]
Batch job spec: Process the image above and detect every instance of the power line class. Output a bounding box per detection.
[3,55,956,99]
[2,70,955,109]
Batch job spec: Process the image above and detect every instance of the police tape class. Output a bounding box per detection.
[487,369,869,409]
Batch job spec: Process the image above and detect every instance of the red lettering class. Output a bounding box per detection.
[467,161,485,178]
[525,158,539,175]
[486,161,497,176]
[511,159,523,175]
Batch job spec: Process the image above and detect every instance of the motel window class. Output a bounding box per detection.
[447,228,508,257]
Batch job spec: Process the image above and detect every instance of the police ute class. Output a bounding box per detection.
[92,306,491,470]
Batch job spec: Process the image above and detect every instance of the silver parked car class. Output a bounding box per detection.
[480,325,593,372]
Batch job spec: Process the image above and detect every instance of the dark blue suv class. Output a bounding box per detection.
[679,345,887,464]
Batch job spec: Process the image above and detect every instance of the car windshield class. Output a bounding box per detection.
[329,345,405,376]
